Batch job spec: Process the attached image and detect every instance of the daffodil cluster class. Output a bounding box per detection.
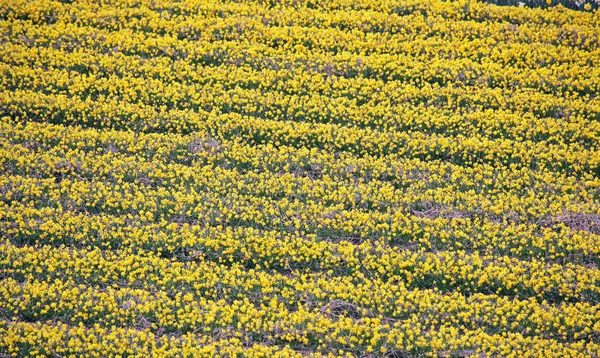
[1,0,599,357]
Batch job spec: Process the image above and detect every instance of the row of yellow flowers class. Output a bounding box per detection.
[2,121,600,355]
[2,120,598,219]
[2,240,600,357]
[2,58,600,143]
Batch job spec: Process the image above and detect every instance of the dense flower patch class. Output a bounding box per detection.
[1,0,599,356]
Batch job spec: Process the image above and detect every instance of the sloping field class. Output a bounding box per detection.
[1,0,600,356]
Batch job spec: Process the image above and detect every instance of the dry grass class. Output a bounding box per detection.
[539,212,600,235]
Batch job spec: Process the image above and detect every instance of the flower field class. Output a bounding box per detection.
[1,0,600,356]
